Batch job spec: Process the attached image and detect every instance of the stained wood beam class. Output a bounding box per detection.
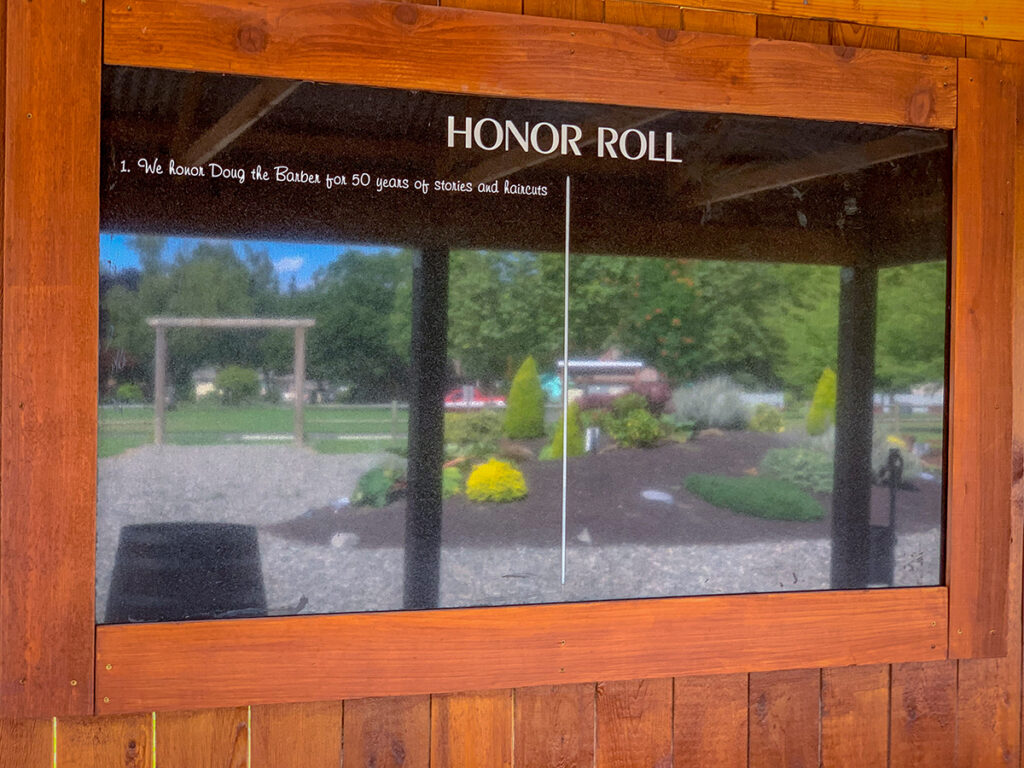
[693,130,949,207]
[179,78,301,166]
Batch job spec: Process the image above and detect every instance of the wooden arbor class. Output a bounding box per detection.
[147,317,315,445]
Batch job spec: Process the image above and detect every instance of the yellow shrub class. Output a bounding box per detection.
[465,458,528,503]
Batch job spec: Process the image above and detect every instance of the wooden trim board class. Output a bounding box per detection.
[95,588,948,713]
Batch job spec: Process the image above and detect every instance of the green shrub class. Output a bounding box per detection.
[549,402,585,459]
[806,367,837,436]
[608,409,664,448]
[684,474,824,521]
[750,403,784,433]
[672,376,750,430]
[611,392,648,418]
[352,466,404,508]
[445,410,504,458]
[503,357,546,439]
[214,365,260,406]
[442,465,463,499]
[759,448,834,493]
[466,458,528,502]
[115,382,144,403]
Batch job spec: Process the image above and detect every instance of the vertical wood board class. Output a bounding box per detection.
[820,665,889,767]
[595,678,672,768]
[250,701,341,768]
[514,684,595,768]
[673,674,747,768]
[431,690,513,768]
[748,668,820,768]
[0,0,101,718]
[156,708,248,768]
[889,661,957,767]
[947,57,1016,657]
[0,719,52,768]
[343,696,430,768]
[59,714,151,768]
[523,0,602,21]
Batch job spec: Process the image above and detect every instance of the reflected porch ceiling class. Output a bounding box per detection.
[101,66,951,267]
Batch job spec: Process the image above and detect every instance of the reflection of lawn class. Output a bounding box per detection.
[98,403,408,456]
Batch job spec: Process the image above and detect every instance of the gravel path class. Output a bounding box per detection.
[97,445,941,621]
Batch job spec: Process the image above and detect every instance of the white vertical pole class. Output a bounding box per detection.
[561,176,571,585]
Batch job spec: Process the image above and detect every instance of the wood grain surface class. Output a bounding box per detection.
[103,0,957,129]
[595,678,672,768]
[58,714,150,768]
[0,719,52,768]
[748,668,820,768]
[889,661,957,767]
[898,29,966,57]
[1,0,101,719]
[947,58,1016,658]
[343,696,430,768]
[431,690,512,768]
[820,665,889,767]
[96,589,946,713]
[514,683,595,768]
[250,701,341,768]
[156,708,248,768]
[674,674,747,768]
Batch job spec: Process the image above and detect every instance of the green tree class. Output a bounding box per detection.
[806,367,837,436]
[549,401,585,458]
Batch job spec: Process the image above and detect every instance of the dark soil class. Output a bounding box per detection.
[264,431,943,549]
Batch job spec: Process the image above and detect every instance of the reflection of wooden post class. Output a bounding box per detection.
[831,265,878,589]
[293,326,306,446]
[404,245,449,610]
[153,325,167,445]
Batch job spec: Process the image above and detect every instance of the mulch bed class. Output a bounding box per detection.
[263,431,943,549]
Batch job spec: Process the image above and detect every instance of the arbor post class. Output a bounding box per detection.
[153,325,168,445]
[293,326,306,446]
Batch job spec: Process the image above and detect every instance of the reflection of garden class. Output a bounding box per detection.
[98,237,946,617]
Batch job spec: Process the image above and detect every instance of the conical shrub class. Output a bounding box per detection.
[806,367,837,436]
[504,356,546,439]
[549,402,585,458]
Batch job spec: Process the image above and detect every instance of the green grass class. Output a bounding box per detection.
[98,403,408,457]
[684,473,824,521]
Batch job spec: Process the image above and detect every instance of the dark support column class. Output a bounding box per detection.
[403,245,450,609]
[830,266,878,589]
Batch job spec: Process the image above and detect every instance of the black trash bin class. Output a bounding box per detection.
[105,522,267,624]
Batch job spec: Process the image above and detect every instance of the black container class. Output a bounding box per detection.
[105,522,267,623]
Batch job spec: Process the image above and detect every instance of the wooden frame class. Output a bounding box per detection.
[1,0,1015,718]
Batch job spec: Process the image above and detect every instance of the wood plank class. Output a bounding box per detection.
[103,0,958,129]
[604,0,681,30]
[681,8,755,37]
[522,0,602,22]
[820,665,889,767]
[748,668,820,768]
[898,29,966,57]
[0,719,52,768]
[441,0,523,13]
[156,708,249,768]
[638,0,1024,42]
[250,701,341,768]
[0,0,100,719]
[514,684,595,768]
[829,22,899,51]
[947,58,1016,658]
[595,678,672,768]
[889,661,957,768]
[756,15,830,45]
[431,690,513,768]
[343,696,430,768]
[965,37,1024,64]
[96,588,947,713]
[673,674,747,768]
[59,714,151,768]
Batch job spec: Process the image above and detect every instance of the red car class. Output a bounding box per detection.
[444,386,506,410]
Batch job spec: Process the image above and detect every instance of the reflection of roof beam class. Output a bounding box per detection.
[693,130,949,207]
[179,79,301,166]
[461,108,673,184]
[170,73,205,159]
